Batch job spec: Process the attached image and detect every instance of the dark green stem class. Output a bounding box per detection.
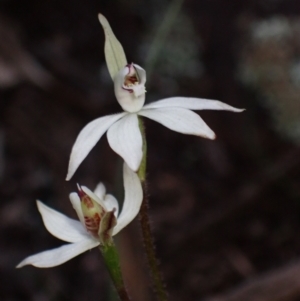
[137,118,147,182]
[138,117,168,301]
[100,243,131,301]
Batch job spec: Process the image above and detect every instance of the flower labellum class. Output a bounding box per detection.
[114,63,147,113]
[123,64,146,97]
[78,185,117,244]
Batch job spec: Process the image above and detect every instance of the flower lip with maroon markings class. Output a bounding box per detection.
[17,163,142,268]
[123,63,144,94]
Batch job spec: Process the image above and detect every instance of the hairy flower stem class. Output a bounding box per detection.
[138,117,168,301]
[100,243,131,301]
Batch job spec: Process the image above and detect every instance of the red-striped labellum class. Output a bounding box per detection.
[77,186,105,238]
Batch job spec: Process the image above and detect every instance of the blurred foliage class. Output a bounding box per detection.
[239,16,300,143]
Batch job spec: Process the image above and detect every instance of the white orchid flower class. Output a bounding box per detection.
[17,163,143,268]
[65,15,244,180]
[66,63,244,180]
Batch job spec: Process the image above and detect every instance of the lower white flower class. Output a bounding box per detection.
[17,163,142,268]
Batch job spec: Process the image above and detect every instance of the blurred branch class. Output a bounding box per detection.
[145,0,185,79]
[0,14,114,117]
[0,14,52,88]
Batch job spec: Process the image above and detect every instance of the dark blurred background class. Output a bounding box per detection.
[1,0,300,300]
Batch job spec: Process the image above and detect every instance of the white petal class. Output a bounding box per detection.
[143,97,244,112]
[104,194,119,217]
[94,183,119,217]
[94,182,106,200]
[113,163,143,236]
[16,239,99,268]
[107,113,143,171]
[66,113,126,181]
[37,201,89,243]
[139,107,216,139]
[69,193,85,226]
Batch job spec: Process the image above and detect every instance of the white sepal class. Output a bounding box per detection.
[94,182,106,200]
[69,193,85,225]
[139,107,216,139]
[93,183,119,216]
[113,163,143,235]
[66,113,125,181]
[37,201,88,243]
[16,239,99,268]
[104,194,119,217]
[107,113,143,171]
[143,97,244,112]
[98,14,127,80]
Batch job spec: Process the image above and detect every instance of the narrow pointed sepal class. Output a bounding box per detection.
[143,97,245,112]
[139,107,216,139]
[98,14,127,80]
[113,163,143,235]
[66,113,125,181]
[16,239,100,268]
[37,201,88,243]
[93,182,106,200]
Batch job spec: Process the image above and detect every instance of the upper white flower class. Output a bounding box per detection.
[66,62,243,180]
[17,163,142,268]
[65,14,244,180]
